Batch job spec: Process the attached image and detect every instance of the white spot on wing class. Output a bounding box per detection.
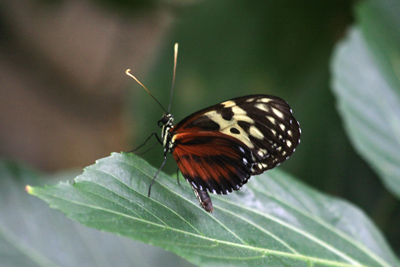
[259,98,272,103]
[287,140,292,148]
[257,148,268,158]
[272,107,284,119]
[267,116,276,125]
[255,103,269,112]
[232,106,254,123]
[249,126,264,140]
[221,100,236,108]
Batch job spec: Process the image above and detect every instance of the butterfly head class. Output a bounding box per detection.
[158,113,174,127]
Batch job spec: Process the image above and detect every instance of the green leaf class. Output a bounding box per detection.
[331,25,400,199]
[0,160,191,267]
[356,0,400,93]
[29,153,399,266]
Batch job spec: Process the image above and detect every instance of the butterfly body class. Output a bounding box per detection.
[158,94,301,212]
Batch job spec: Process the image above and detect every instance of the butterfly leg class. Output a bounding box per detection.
[127,131,162,153]
[176,168,181,186]
[148,155,167,197]
[191,186,213,213]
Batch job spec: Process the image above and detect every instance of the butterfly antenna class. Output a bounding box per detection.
[167,43,178,113]
[126,69,167,113]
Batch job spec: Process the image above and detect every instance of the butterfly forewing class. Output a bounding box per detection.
[170,94,301,195]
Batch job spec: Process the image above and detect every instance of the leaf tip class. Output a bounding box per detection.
[25,185,34,194]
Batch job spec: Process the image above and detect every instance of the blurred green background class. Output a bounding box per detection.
[1,0,399,265]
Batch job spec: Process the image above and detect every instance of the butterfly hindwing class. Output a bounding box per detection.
[172,132,253,194]
[170,94,301,195]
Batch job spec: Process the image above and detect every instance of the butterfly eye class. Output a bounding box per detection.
[158,113,173,127]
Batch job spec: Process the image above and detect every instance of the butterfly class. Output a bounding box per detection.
[126,44,301,212]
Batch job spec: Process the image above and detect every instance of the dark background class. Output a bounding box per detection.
[1,0,399,258]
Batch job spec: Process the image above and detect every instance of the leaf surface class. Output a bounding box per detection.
[29,153,399,266]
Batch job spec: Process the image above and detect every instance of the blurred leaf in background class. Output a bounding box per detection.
[331,0,400,252]
[332,27,400,198]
